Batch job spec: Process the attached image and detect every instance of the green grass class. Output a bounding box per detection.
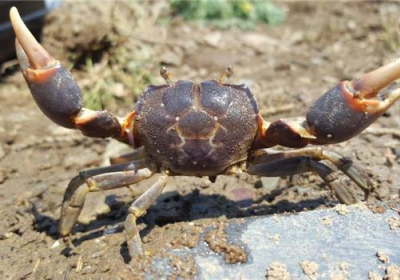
[169,0,286,28]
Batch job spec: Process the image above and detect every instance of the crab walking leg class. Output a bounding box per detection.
[61,159,148,222]
[109,147,148,165]
[9,7,135,144]
[309,161,357,205]
[78,159,148,181]
[248,156,357,205]
[60,164,154,247]
[252,147,371,195]
[125,176,167,257]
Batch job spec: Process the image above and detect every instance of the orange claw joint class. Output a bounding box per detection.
[306,58,400,145]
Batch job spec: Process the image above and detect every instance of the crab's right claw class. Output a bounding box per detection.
[306,58,400,144]
[10,7,84,129]
[10,7,135,142]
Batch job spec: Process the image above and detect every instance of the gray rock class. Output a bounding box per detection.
[161,50,183,66]
[203,32,222,48]
[256,177,280,192]
[147,202,400,280]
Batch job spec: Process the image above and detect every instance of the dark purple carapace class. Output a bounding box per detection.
[135,80,259,176]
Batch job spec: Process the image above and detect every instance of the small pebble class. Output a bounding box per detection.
[388,216,399,230]
[0,144,5,160]
[203,32,222,47]
[376,250,389,263]
[160,50,182,66]
[51,240,60,249]
[393,147,400,157]
[368,271,381,280]
[386,265,400,279]
[256,177,280,192]
[0,170,7,184]
[334,204,350,216]
[231,187,253,208]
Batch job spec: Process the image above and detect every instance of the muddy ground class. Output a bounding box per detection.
[0,1,400,279]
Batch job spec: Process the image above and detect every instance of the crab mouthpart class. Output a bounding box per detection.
[9,7,55,70]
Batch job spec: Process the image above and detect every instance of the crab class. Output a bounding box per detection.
[9,7,400,258]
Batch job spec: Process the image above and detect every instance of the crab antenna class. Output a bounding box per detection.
[160,66,175,85]
[218,66,234,83]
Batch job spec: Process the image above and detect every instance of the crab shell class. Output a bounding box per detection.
[135,80,259,176]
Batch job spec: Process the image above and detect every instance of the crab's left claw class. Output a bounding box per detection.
[256,58,400,149]
[306,58,400,144]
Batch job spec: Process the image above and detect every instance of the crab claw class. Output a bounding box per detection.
[9,7,132,142]
[307,59,400,144]
[9,7,83,128]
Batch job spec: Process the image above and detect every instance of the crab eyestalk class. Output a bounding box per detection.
[306,59,400,145]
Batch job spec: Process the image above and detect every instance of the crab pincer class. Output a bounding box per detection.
[9,7,132,140]
[307,59,400,144]
[10,7,82,128]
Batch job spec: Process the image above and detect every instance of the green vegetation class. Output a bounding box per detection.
[81,45,154,111]
[169,0,286,27]
[66,1,156,112]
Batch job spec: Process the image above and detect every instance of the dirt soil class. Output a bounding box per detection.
[1,1,400,279]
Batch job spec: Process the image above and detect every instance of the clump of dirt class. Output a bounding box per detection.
[129,251,197,279]
[321,216,333,226]
[377,250,390,264]
[329,262,351,280]
[369,271,381,280]
[385,265,400,280]
[167,254,197,279]
[170,223,201,249]
[204,223,248,264]
[300,260,319,279]
[388,216,400,230]
[271,233,281,244]
[334,204,350,216]
[368,205,387,214]
[266,262,291,280]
